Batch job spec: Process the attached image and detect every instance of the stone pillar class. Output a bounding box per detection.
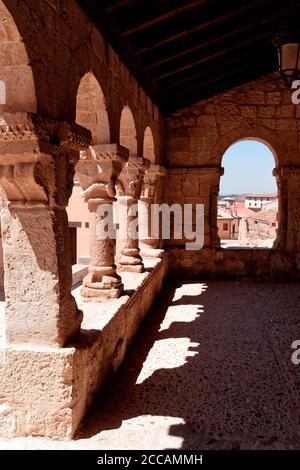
[116,157,150,272]
[76,144,128,300]
[139,165,167,258]
[208,168,224,248]
[273,167,287,250]
[0,112,91,346]
[168,166,223,248]
[274,166,300,252]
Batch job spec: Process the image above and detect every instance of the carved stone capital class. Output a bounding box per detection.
[0,162,48,209]
[274,166,300,178]
[0,112,91,152]
[0,112,92,209]
[141,165,167,201]
[168,166,224,179]
[76,143,128,203]
[116,157,150,199]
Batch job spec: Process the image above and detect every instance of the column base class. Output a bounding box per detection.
[117,248,144,273]
[81,285,123,301]
[81,267,123,301]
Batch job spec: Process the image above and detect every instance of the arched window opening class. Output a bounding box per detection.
[120,105,137,157]
[0,1,36,112]
[143,126,155,162]
[218,139,278,249]
[68,73,110,271]
[76,72,110,145]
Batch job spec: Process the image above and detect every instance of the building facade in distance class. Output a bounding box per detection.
[244,193,277,212]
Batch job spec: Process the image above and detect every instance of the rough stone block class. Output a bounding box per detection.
[0,345,87,438]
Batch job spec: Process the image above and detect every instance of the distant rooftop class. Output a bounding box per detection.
[243,193,277,198]
[217,208,234,219]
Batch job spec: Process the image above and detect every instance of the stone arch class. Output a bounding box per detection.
[0,0,36,112]
[217,134,279,249]
[76,72,110,145]
[143,126,156,163]
[211,127,286,167]
[119,105,138,157]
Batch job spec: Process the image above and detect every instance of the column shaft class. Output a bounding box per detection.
[116,157,150,272]
[76,144,128,300]
[0,112,91,346]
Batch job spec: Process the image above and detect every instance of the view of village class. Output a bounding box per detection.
[218,193,278,248]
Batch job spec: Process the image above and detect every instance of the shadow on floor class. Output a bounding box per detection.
[75,280,300,450]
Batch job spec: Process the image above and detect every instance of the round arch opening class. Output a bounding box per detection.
[143,126,155,163]
[0,0,36,113]
[218,139,278,249]
[119,105,137,157]
[76,72,110,145]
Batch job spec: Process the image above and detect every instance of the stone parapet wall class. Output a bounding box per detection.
[168,247,300,282]
[0,255,168,439]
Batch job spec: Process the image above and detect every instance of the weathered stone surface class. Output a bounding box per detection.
[76,144,128,301]
[116,158,150,272]
[0,113,91,347]
[167,247,300,281]
[139,165,167,255]
[0,256,168,439]
[166,73,300,251]
[0,346,86,438]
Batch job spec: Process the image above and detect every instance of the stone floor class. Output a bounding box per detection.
[1,280,300,449]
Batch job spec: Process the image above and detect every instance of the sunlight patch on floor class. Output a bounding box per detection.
[0,416,185,450]
[136,338,199,384]
[137,282,202,384]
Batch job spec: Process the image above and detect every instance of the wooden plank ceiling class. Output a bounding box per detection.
[77,0,295,115]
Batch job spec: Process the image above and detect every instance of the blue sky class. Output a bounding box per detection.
[220,140,277,195]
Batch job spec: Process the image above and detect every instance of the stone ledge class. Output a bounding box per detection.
[167,247,300,281]
[72,264,88,287]
[0,254,168,439]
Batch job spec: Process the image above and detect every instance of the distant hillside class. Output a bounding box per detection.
[219,194,246,202]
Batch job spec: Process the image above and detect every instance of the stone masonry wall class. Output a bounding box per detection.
[167,72,299,169]
[0,0,165,163]
[166,73,300,273]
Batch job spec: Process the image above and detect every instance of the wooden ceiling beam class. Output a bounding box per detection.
[106,0,138,13]
[152,30,275,83]
[167,63,276,112]
[167,57,275,100]
[122,0,205,36]
[160,46,272,94]
[134,0,273,55]
[144,9,284,71]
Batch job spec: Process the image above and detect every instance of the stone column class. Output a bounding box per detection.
[116,157,150,272]
[209,168,224,248]
[0,112,91,346]
[273,167,287,250]
[76,144,128,300]
[274,166,300,252]
[139,165,167,258]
